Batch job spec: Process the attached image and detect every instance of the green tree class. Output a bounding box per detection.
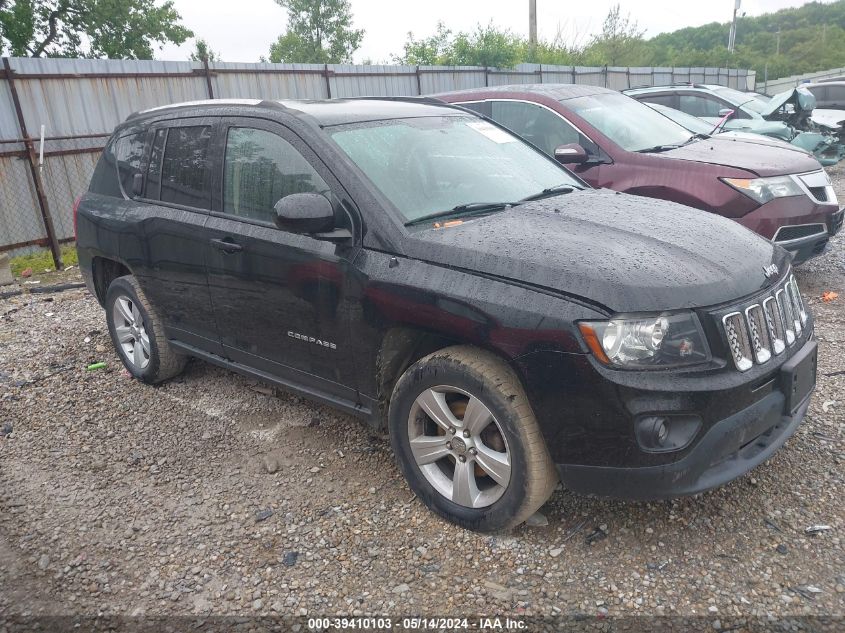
[268,0,364,64]
[582,4,648,66]
[645,0,845,81]
[0,0,192,58]
[189,38,219,62]
[449,23,523,68]
[395,21,452,65]
[395,22,528,68]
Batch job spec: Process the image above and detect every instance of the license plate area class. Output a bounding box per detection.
[780,340,817,414]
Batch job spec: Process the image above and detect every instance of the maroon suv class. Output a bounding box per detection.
[437,85,843,263]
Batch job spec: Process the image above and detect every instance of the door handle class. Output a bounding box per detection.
[210,238,243,254]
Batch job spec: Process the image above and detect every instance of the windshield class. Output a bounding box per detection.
[329,115,580,224]
[710,86,768,114]
[566,93,691,151]
[645,102,713,134]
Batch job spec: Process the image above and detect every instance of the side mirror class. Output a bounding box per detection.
[718,108,735,119]
[554,143,589,165]
[132,173,144,197]
[274,193,335,234]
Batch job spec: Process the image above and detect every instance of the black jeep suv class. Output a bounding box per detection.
[76,98,816,532]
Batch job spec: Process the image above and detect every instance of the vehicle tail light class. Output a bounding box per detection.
[73,194,83,240]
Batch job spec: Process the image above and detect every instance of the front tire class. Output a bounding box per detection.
[388,346,558,532]
[105,275,186,384]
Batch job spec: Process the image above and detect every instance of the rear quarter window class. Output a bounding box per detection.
[114,132,147,197]
[88,138,122,197]
[89,131,145,198]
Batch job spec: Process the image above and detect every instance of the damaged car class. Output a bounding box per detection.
[803,81,845,156]
[625,84,844,167]
[644,101,808,152]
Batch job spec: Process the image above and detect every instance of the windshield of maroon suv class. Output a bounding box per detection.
[567,93,693,152]
[329,115,581,224]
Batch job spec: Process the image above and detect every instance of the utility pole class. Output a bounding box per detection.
[529,0,538,46]
[728,0,741,53]
[776,28,781,55]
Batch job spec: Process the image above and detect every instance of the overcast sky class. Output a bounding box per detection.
[156,0,830,63]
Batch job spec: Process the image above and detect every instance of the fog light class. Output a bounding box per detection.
[635,414,702,453]
[638,416,669,449]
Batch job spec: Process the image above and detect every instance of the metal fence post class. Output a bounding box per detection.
[202,56,214,99]
[2,57,62,269]
[323,64,332,99]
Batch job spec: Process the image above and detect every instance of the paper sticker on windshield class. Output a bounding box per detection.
[465,120,516,144]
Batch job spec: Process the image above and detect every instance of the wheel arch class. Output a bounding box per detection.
[91,256,132,307]
[372,326,529,431]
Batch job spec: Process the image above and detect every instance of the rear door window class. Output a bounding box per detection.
[159,126,212,209]
[490,100,599,157]
[679,94,723,118]
[223,127,330,224]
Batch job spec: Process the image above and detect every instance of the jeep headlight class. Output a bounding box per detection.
[578,312,710,369]
[721,176,803,205]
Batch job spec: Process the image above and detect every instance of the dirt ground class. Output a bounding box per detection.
[1,166,843,627]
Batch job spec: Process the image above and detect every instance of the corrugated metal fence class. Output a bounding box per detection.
[0,57,756,264]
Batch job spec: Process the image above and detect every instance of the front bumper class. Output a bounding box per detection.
[557,388,810,501]
[735,196,839,264]
[781,206,845,263]
[552,337,816,500]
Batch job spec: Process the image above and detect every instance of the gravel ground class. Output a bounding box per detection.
[1,166,843,626]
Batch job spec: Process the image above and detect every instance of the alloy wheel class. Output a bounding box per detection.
[112,295,151,370]
[407,386,511,508]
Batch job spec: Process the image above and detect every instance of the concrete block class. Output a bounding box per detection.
[0,253,14,286]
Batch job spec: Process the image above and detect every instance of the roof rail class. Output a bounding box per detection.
[352,95,447,106]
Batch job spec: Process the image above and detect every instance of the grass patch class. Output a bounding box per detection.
[10,244,78,276]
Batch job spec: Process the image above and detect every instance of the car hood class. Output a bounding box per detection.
[718,130,809,153]
[811,108,845,129]
[402,189,788,313]
[654,136,820,176]
[759,87,816,118]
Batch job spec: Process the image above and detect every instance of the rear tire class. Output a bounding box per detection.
[388,346,558,532]
[105,275,186,384]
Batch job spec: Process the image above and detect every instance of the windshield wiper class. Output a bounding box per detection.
[685,133,710,143]
[517,183,582,204]
[404,202,513,227]
[636,144,682,153]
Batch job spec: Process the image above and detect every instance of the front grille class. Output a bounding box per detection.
[772,223,827,242]
[720,274,809,372]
